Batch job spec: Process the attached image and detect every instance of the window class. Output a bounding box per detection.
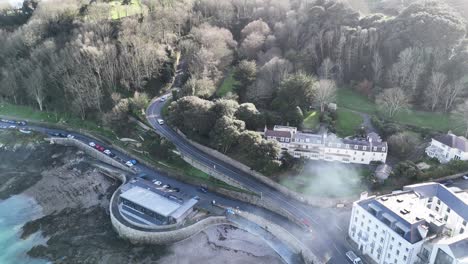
[398,242,401,247]
[361,158,364,162]
[460,228,464,234]
[374,232,377,238]
[382,147,386,151]
[444,215,448,221]
[305,138,309,142]
[381,238,384,243]
[363,146,367,151]
[392,237,395,241]
[436,206,439,212]
[373,147,377,151]
[406,248,409,252]
[346,144,350,149]
[285,138,290,142]
[447,208,451,213]
[388,253,391,258]
[367,227,370,232]
[280,137,284,142]
[396,250,400,256]
[354,145,358,150]
[428,197,433,203]
[390,245,393,250]
[437,199,441,205]
[403,256,407,261]
[463,220,467,226]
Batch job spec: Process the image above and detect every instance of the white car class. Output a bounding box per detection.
[160,97,166,102]
[463,175,468,180]
[67,134,75,139]
[153,180,162,186]
[103,149,111,155]
[8,125,16,129]
[125,161,134,167]
[157,119,164,125]
[88,142,96,147]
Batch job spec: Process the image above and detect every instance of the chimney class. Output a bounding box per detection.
[264,125,267,133]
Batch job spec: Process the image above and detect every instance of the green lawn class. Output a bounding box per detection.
[337,88,377,114]
[336,108,363,137]
[216,71,238,97]
[337,88,461,134]
[302,111,319,130]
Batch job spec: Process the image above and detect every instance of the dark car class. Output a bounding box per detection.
[199,187,208,193]
[49,132,67,137]
[16,121,27,126]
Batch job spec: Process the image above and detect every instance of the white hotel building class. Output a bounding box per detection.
[349,183,468,264]
[425,132,468,164]
[264,125,387,165]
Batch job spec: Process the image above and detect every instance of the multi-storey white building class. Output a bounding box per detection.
[426,132,468,163]
[349,183,468,264]
[264,125,387,165]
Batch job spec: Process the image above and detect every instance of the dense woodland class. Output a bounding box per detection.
[1,0,468,174]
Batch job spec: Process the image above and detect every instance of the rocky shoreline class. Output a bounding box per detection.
[0,130,283,264]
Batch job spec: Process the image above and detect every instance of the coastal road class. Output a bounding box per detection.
[146,96,355,263]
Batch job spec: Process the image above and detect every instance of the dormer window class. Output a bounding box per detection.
[363,146,367,151]
[285,138,290,142]
[346,144,350,149]
[354,145,358,150]
[373,147,377,151]
[280,137,284,142]
[382,147,386,152]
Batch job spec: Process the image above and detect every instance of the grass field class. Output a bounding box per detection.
[302,111,319,130]
[336,108,363,137]
[337,88,462,134]
[216,71,238,97]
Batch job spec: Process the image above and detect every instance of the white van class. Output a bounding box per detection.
[346,251,363,264]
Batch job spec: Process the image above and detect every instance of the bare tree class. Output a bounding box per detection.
[319,57,335,79]
[443,79,466,112]
[371,53,383,83]
[426,71,447,111]
[315,79,337,112]
[376,87,410,118]
[240,32,265,60]
[27,67,45,111]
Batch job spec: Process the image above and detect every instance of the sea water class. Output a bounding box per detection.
[0,195,49,264]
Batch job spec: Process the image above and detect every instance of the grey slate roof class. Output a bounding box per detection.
[265,129,292,139]
[434,133,468,152]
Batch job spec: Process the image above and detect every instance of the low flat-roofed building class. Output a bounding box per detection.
[118,180,198,226]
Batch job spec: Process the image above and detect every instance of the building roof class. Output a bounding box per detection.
[171,198,198,220]
[404,183,468,221]
[447,235,468,261]
[120,186,181,217]
[294,132,323,143]
[434,133,468,152]
[265,129,292,139]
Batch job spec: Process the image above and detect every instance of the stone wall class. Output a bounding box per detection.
[47,137,134,173]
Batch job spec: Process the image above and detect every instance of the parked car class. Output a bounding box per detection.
[172,187,180,193]
[159,97,166,102]
[162,184,171,189]
[0,125,7,129]
[463,175,468,180]
[66,134,75,139]
[8,125,16,129]
[16,121,27,126]
[193,196,200,200]
[157,119,164,125]
[125,159,137,167]
[153,180,162,186]
[199,187,208,193]
[103,149,112,155]
[345,251,363,264]
[95,145,105,152]
[88,142,96,147]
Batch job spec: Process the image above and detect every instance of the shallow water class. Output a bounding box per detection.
[0,195,48,264]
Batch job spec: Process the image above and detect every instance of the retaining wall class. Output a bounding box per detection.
[47,137,134,173]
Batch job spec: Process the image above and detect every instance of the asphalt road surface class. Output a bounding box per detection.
[146,96,356,264]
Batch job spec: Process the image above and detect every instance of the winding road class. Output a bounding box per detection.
[146,96,356,263]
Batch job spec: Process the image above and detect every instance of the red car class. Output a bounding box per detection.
[95,144,105,152]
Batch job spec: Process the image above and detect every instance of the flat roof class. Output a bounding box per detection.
[120,186,181,217]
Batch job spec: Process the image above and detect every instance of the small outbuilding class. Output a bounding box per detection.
[374,164,392,183]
